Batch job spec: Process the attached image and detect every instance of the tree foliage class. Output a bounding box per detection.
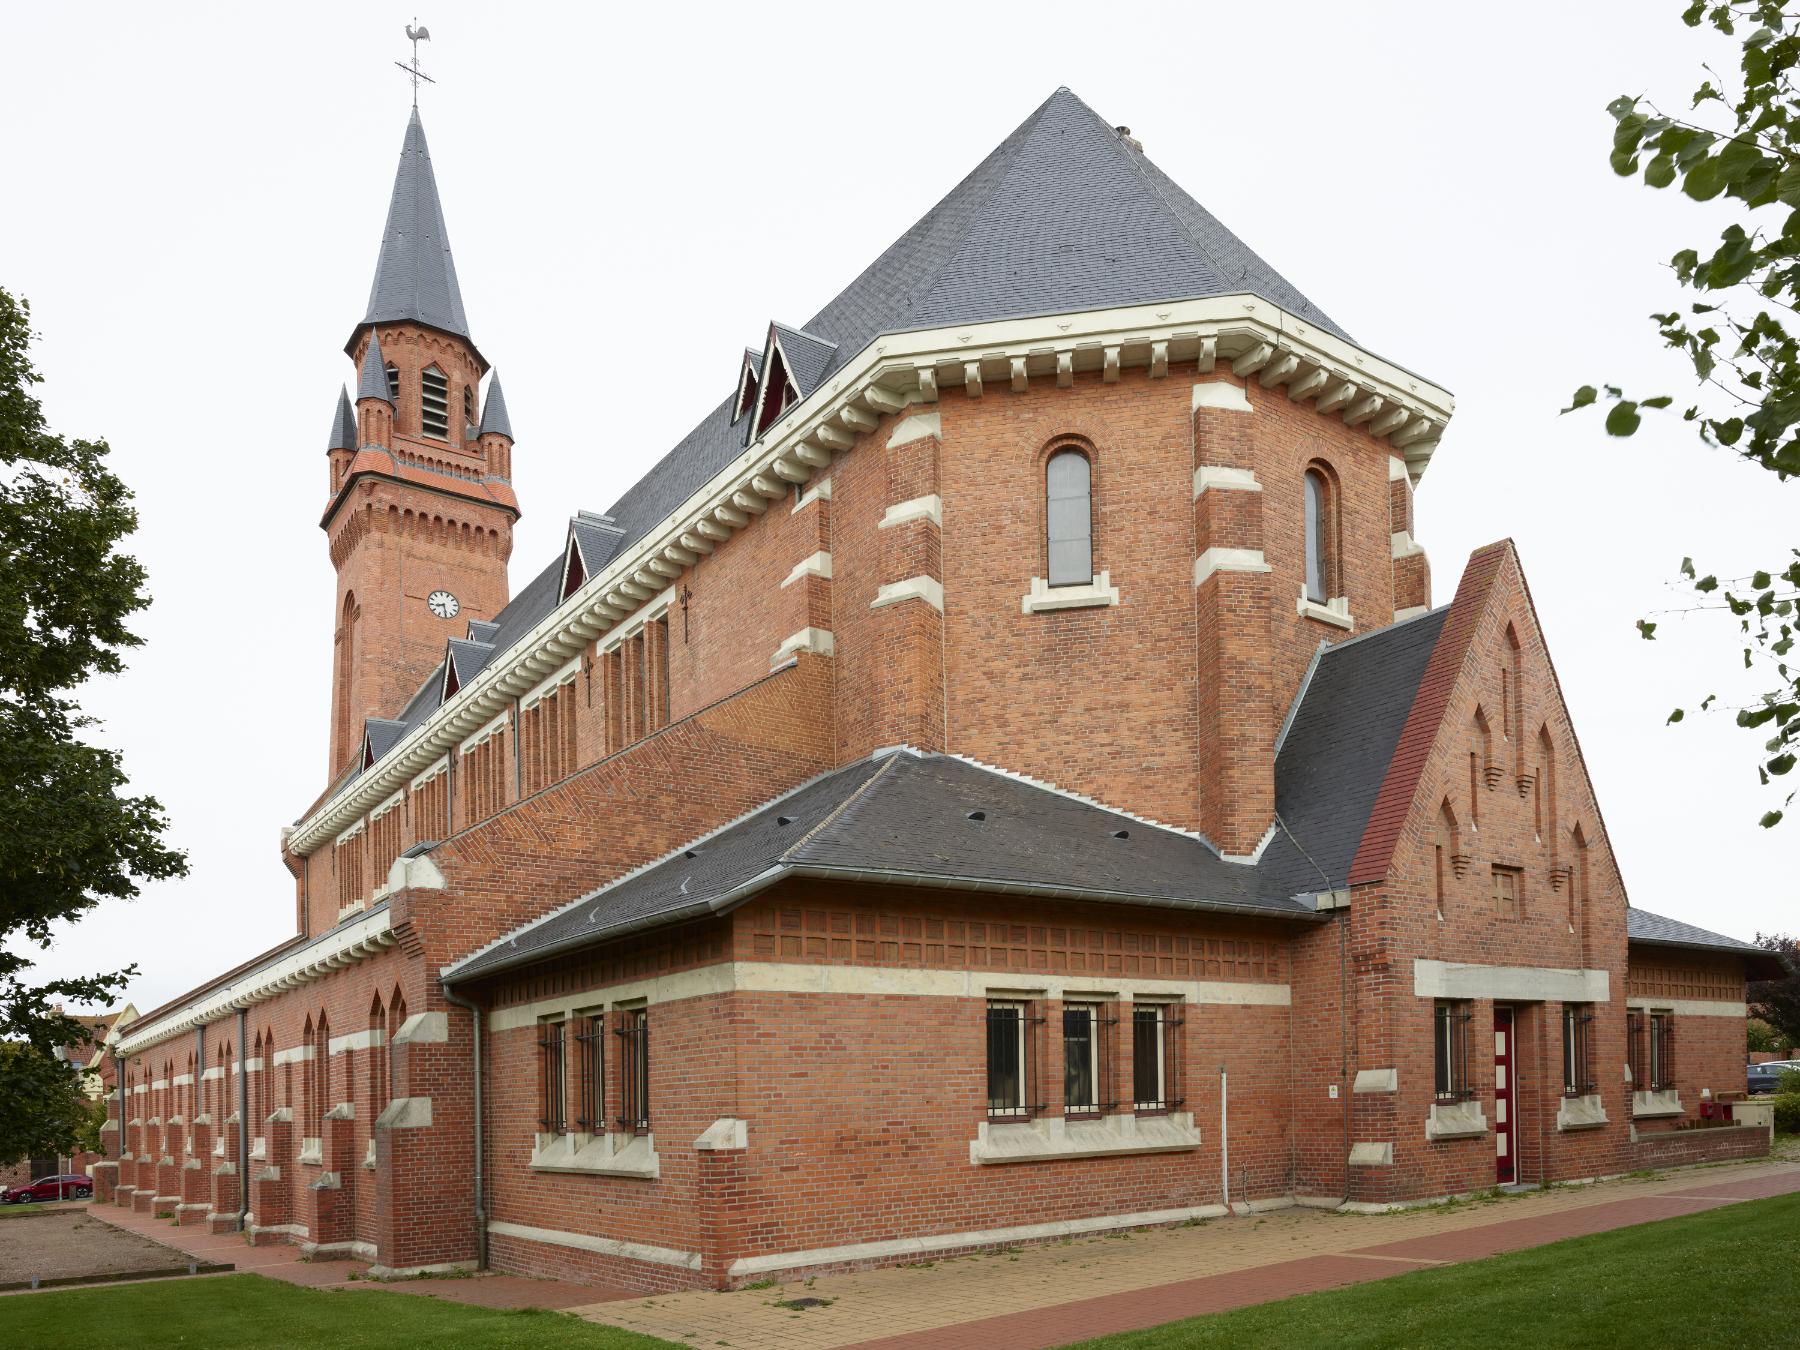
[0,285,186,1146]
[1750,932,1800,1043]
[1571,1,1800,826]
[0,1043,97,1166]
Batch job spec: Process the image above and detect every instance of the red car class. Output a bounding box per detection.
[0,1173,92,1203]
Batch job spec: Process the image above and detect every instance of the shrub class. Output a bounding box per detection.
[1778,1069,1800,1096]
[1773,1094,1800,1135]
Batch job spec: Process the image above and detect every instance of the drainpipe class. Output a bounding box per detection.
[236,1006,250,1232]
[1219,1064,1230,1212]
[113,1052,124,1166]
[440,981,487,1270]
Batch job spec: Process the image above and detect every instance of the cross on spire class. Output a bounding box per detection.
[395,19,435,107]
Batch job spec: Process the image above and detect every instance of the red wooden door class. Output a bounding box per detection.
[1494,1007,1515,1183]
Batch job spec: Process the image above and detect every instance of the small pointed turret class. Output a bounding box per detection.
[358,330,393,406]
[327,386,357,451]
[477,371,514,478]
[354,330,394,450]
[478,371,512,440]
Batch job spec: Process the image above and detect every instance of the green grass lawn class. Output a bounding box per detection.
[1071,1190,1800,1349]
[0,1274,684,1349]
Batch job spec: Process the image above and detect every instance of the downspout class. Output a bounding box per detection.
[439,982,487,1270]
[195,1022,205,1134]
[113,1051,124,1171]
[1219,1065,1230,1212]
[236,1006,250,1232]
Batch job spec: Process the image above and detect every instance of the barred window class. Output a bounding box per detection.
[538,1019,566,1134]
[1650,1012,1675,1092]
[615,1009,649,1134]
[1561,1004,1595,1097]
[1132,1002,1183,1112]
[574,1014,604,1132]
[1434,1001,1473,1100]
[1062,1003,1111,1117]
[986,1001,1037,1120]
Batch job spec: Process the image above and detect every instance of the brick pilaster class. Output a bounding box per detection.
[868,412,945,750]
[1193,383,1275,855]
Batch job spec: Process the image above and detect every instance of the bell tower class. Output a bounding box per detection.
[323,108,519,780]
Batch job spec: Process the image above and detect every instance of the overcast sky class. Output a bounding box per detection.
[4,2,1793,1014]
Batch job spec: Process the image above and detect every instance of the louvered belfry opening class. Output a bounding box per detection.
[421,366,450,439]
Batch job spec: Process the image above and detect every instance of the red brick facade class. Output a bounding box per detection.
[102,106,1766,1291]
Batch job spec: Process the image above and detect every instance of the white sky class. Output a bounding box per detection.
[4,2,1793,1014]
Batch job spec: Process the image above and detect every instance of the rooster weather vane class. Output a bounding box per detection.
[395,20,435,107]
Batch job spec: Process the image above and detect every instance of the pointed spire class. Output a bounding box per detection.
[478,371,512,440]
[327,386,357,450]
[358,331,393,406]
[352,108,476,356]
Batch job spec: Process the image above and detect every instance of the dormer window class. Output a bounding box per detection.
[421,365,450,440]
[384,364,400,404]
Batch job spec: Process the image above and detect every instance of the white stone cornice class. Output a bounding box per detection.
[290,295,1452,857]
[118,907,397,1058]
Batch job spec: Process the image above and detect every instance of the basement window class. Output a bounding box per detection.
[421,366,450,440]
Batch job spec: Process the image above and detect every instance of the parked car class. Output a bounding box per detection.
[0,1173,91,1204]
[1748,1061,1799,1095]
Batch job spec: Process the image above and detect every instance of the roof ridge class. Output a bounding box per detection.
[782,753,903,860]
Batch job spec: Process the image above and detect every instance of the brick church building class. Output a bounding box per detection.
[99,89,1778,1289]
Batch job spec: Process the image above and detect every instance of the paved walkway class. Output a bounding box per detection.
[572,1157,1800,1350]
[86,1205,629,1309]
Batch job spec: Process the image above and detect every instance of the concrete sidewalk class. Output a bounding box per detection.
[572,1157,1800,1350]
[87,1205,627,1309]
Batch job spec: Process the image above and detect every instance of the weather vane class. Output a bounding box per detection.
[395,20,435,107]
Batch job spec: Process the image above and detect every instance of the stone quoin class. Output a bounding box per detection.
[100,88,1781,1289]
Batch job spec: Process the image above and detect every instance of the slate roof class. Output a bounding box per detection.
[357,330,392,406]
[327,387,356,451]
[479,372,512,440]
[1258,608,1450,900]
[446,751,1325,983]
[329,89,1366,806]
[1626,907,1766,958]
[354,107,474,355]
[362,718,410,765]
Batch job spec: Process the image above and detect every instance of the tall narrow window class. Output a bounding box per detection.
[615,1008,649,1134]
[1046,449,1092,586]
[575,1014,604,1132]
[1648,1012,1675,1091]
[653,616,671,729]
[1434,1001,1472,1100]
[986,1001,1031,1119]
[1561,1004,1594,1096]
[421,365,450,439]
[1304,468,1331,603]
[384,364,400,404]
[1062,1004,1106,1117]
[462,385,474,430]
[1132,1002,1182,1112]
[538,1019,566,1135]
[386,990,406,1103]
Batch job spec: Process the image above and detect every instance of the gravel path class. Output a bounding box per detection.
[0,1210,197,1285]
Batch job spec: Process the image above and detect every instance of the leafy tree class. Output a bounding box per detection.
[0,286,186,1156]
[1750,932,1800,1044]
[1571,1,1800,826]
[1748,1016,1781,1052]
[0,1044,96,1166]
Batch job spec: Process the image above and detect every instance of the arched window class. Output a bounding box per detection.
[421,365,450,439]
[384,364,400,405]
[1303,468,1334,603]
[334,591,359,770]
[462,385,474,431]
[1046,449,1092,587]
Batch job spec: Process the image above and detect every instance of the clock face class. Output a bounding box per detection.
[427,590,460,620]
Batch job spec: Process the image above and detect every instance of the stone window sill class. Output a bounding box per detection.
[1632,1089,1683,1119]
[298,1138,323,1166]
[1021,570,1120,615]
[1425,1099,1488,1141]
[363,1139,377,1170]
[250,1137,267,1161]
[530,1130,660,1179]
[1297,592,1354,630]
[969,1111,1201,1165]
[1556,1093,1609,1132]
